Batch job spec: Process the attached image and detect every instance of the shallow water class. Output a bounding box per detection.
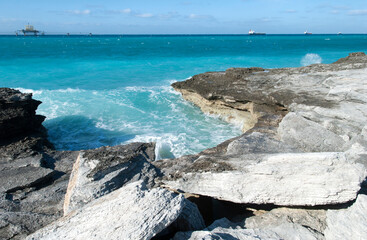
[1,34,367,158]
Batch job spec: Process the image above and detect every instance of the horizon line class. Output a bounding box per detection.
[1,33,367,36]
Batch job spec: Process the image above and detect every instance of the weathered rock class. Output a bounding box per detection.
[0,88,46,143]
[174,218,283,240]
[0,88,79,239]
[163,152,366,206]
[0,212,56,240]
[175,210,326,240]
[278,112,347,152]
[27,181,205,240]
[324,194,367,239]
[63,142,158,215]
[245,208,326,239]
[172,52,367,147]
[0,166,55,193]
[0,153,76,240]
[161,52,367,210]
[226,132,299,155]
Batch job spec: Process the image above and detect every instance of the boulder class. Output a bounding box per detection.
[173,218,283,240]
[27,181,205,240]
[63,142,158,215]
[324,194,367,239]
[163,152,366,206]
[245,208,326,239]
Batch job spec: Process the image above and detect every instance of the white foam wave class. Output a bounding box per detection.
[16,87,85,95]
[55,88,84,93]
[301,53,322,66]
[15,88,43,95]
[127,134,179,160]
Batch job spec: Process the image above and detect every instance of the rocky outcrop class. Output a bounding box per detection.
[63,143,158,214]
[160,53,367,207]
[3,53,367,239]
[171,52,367,142]
[27,181,205,240]
[0,88,47,143]
[0,88,77,239]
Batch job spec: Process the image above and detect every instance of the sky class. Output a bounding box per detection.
[0,0,366,34]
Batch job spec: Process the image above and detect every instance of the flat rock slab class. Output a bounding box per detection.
[0,166,54,193]
[278,113,347,152]
[324,194,367,239]
[63,143,158,215]
[0,211,57,240]
[27,181,204,240]
[164,152,366,206]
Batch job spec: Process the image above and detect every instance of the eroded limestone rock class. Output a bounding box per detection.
[63,143,158,215]
[27,181,205,240]
[324,194,367,240]
[245,208,326,239]
[163,152,366,206]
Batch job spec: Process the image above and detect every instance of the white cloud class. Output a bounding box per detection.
[122,8,132,14]
[348,9,367,16]
[188,14,213,20]
[68,9,91,15]
[285,9,297,13]
[135,13,154,18]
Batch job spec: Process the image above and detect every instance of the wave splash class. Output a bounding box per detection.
[19,85,241,160]
[301,53,322,66]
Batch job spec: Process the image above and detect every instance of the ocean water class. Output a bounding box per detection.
[1,34,367,159]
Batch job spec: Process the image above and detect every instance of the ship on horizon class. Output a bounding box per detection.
[304,30,312,35]
[248,29,266,35]
[16,24,44,36]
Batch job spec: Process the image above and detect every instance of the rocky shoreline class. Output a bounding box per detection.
[1,53,367,239]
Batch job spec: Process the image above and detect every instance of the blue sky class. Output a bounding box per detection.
[0,0,366,34]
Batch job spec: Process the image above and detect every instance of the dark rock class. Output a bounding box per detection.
[0,88,76,239]
[0,88,48,144]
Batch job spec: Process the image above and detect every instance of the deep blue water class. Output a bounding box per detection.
[1,34,366,158]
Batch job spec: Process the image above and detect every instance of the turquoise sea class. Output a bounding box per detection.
[1,34,367,158]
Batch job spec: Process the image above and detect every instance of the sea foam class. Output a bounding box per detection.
[301,53,322,66]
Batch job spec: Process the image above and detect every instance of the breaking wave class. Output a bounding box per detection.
[301,53,322,66]
[18,85,242,160]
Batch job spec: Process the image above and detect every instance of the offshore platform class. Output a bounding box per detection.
[16,24,44,36]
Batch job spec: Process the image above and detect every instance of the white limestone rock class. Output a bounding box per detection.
[63,143,159,215]
[164,152,366,206]
[245,208,326,240]
[278,112,347,152]
[226,132,299,155]
[175,211,325,240]
[27,181,205,240]
[174,218,282,240]
[324,194,367,240]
